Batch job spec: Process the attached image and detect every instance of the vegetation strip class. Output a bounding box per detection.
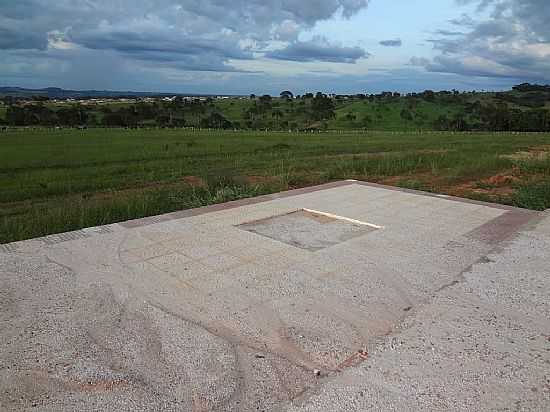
[1,128,550,244]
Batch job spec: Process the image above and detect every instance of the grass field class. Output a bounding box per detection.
[1,128,550,243]
[328,99,465,130]
[213,97,469,131]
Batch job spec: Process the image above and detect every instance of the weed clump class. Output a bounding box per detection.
[512,181,550,210]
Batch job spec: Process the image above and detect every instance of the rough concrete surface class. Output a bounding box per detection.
[0,181,548,411]
[238,209,378,251]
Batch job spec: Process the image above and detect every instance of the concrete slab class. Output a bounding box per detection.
[238,209,379,251]
[0,181,547,411]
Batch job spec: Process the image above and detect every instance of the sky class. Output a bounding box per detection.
[0,0,549,95]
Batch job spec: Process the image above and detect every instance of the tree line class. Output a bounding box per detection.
[434,103,550,132]
[1,98,234,129]
[1,83,549,132]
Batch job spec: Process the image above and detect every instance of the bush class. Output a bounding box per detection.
[512,181,550,210]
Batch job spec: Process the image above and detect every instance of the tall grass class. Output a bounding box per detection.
[0,179,276,243]
[513,155,550,175]
[1,128,550,243]
[512,181,550,210]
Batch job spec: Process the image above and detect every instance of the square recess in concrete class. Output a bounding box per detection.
[238,209,380,251]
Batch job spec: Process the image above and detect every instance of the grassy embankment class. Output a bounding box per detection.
[0,96,482,131]
[1,128,550,243]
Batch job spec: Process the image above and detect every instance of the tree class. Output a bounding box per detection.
[6,106,26,126]
[345,112,357,122]
[244,105,260,124]
[400,109,413,121]
[201,112,232,129]
[103,112,126,127]
[421,90,435,102]
[280,90,294,100]
[362,114,372,127]
[258,95,272,113]
[189,101,206,126]
[272,109,284,128]
[2,96,15,106]
[310,93,335,121]
[434,114,450,131]
[55,106,87,126]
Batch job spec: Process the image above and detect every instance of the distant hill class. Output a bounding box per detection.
[1,83,549,132]
[0,87,215,99]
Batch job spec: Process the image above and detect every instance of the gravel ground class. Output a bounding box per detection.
[283,212,550,411]
[0,182,548,411]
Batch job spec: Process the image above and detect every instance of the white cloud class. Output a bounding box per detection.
[415,0,550,81]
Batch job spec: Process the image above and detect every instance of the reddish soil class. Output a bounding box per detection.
[502,145,550,161]
[485,174,520,187]
[232,175,280,186]
[378,173,442,188]
[377,172,519,203]
[449,182,516,199]
[182,175,207,188]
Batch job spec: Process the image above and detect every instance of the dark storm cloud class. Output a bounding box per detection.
[67,27,254,72]
[266,38,368,63]
[70,31,250,60]
[0,0,376,93]
[0,26,47,50]
[0,1,369,59]
[416,0,550,81]
[379,39,402,47]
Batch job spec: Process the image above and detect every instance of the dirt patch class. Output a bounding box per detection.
[442,168,523,201]
[380,176,405,186]
[446,181,516,200]
[232,175,280,186]
[502,145,550,161]
[485,174,520,187]
[182,175,207,188]
[531,144,550,152]
[380,176,408,186]
[378,173,442,189]
[337,350,369,370]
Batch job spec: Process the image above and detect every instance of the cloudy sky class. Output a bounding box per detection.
[1,0,549,94]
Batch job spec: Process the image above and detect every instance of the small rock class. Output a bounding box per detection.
[313,369,321,377]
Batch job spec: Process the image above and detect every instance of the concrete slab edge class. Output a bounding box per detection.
[1,180,541,248]
[119,180,352,229]
[120,180,535,229]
